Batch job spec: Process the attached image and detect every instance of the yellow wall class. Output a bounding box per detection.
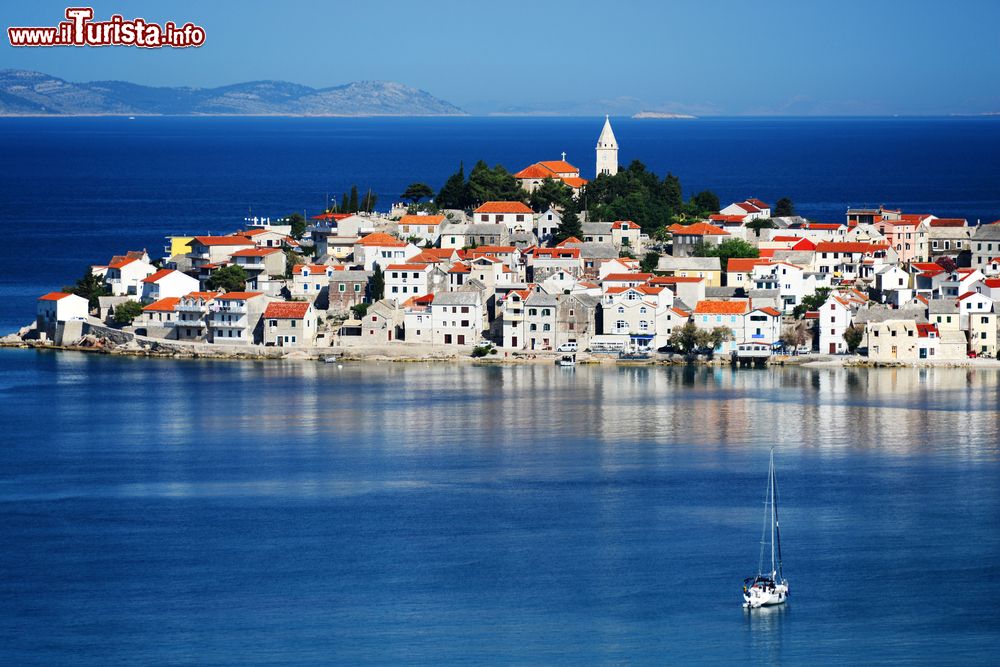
[166,236,194,258]
[677,269,722,287]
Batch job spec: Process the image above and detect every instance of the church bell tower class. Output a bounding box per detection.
[595,115,619,177]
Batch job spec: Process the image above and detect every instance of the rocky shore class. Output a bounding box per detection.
[5,326,999,369]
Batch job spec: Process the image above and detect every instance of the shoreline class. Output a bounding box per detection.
[4,336,999,369]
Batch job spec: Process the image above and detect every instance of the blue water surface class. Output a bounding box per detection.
[2,116,1000,331]
[0,351,998,664]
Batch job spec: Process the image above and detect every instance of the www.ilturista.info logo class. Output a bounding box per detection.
[8,7,205,48]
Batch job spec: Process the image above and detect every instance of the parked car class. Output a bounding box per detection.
[656,344,677,354]
[556,342,578,353]
[968,350,978,359]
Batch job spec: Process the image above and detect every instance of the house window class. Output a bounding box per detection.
[639,321,649,331]
[617,306,625,314]
[339,284,346,292]
[568,309,575,316]
[354,284,361,292]
[269,320,277,327]
[616,319,627,330]
[639,307,647,314]
[461,306,470,314]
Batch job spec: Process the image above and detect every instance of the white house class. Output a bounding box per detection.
[385,263,433,300]
[105,257,156,296]
[692,300,751,354]
[396,214,444,246]
[207,292,267,345]
[291,264,336,302]
[140,268,200,303]
[37,292,89,327]
[720,198,771,221]
[956,291,994,330]
[430,291,483,346]
[354,232,421,272]
[263,301,317,347]
[819,292,867,354]
[473,201,535,233]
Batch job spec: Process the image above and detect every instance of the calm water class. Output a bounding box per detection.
[2,116,1000,331]
[1,349,998,664]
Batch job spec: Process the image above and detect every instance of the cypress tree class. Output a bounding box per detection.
[349,185,359,212]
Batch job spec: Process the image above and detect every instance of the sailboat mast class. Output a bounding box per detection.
[773,450,783,581]
[769,449,776,578]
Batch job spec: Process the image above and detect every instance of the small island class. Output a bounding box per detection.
[5,117,1000,369]
[632,111,697,119]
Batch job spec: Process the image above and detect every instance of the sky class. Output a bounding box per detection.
[3,0,1000,116]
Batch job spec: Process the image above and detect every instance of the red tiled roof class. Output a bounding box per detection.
[673,222,730,236]
[399,214,445,226]
[916,323,939,338]
[108,257,139,269]
[814,241,885,253]
[792,238,816,251]
[143,297,180,312]
[603,273,654,282]
[39,291,72,301]
[184,291,221,301]
[560,177,588,188]
[694,300,750,315]
[537,160,578,173]
[727,258,772,273]
[357,232,406,247]
[929,218,967,227]
[264,301,311,319]
[469,245,516,254]
[216,292,263,300]
[756,306,782,317]
[292,264,331,275]
[231,247,282,257]
[448,262,470,274]
[193,236,255,247]
[648,276,704,284]
[385,263,429,271]
[746,198,770,209]
[474,201,533,214]
[612,220,640,230]
[532,248,581,259]
[141,268,177,283]
[513,164,553,179]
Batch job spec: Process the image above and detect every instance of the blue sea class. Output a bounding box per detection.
[2,117,1000,664]
[0,354,998,664]
[2,116,1000,332]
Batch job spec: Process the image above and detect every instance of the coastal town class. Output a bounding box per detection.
[13,117,1000,366]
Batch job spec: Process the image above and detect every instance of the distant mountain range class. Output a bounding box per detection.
[0,70,466,116]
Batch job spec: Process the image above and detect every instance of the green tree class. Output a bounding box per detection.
[360,189,378,213]
[206,265,248,293]
[780,322,809,351]
[843,324,864,353]
[705,326,734,352]
[584,160,681,234]
[437,163,470,210]
[792,287,831,319]
[528,178,574,212]
[401,182,434,204]
[113,300,144,326]
[348,185,359,213]
[663,173,683,212]
[774,197,795,217]
[468,160,525,204]
[370,264,385,301]
[62,267,109,310]
[668,322,701,353]
[640,251,660,273]
[691,190,721,215]
[340,193,349,213]
[554,200,583,243]
[350,303,369,319]
[285,212,306,239]
[745,217,777,234]
[692,237,759,270]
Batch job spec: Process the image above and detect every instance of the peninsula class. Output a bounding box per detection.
[7,117,1000,368]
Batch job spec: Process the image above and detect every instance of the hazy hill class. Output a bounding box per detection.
[0,70,466,116]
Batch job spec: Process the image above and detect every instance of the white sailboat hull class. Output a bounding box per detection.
[743,582,789,609]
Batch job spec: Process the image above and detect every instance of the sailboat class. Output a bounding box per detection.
[743,447,789,609]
